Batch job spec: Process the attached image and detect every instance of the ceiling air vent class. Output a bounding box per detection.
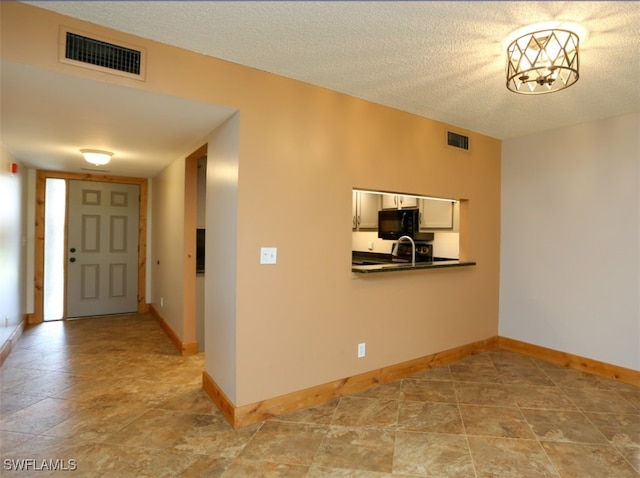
[447,131,469,151]
[60,28,145,80]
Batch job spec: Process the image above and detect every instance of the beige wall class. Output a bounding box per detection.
[501,113,639,371]
[1,2,501,406]
[231,85,501,405]
[0,145,27,350]
[151,157,187,338]
[205,114,241,403]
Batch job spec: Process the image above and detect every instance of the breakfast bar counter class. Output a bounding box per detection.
[351,251,475,274]
[351,260,476,274]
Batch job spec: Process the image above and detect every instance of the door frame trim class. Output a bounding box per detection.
[31,170,148,323]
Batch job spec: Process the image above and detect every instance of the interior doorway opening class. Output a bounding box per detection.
[43,178,66,321]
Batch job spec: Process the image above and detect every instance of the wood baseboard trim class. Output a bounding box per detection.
[498,336,639,386]
[149,304,198,356]
[203,336,499,428]
[202,371,237,426]
[0,316,27,368]
[182,341,199,356]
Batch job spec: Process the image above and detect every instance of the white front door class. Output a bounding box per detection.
[66,180,140,318]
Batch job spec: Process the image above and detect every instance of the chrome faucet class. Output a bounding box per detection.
[394,235,416,266]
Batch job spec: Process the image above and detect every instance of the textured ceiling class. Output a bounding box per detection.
[27,1,640,139]
[5,1,640,176]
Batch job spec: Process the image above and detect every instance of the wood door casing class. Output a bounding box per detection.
[31,170,147,324]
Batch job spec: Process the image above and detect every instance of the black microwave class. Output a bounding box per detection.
[378,208,434,241]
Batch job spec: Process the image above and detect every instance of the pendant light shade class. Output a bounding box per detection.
[506,29,579,94]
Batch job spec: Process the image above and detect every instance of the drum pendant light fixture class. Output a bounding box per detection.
[506,28,579,94]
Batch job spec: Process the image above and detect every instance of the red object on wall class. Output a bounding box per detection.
[10,163,18,174]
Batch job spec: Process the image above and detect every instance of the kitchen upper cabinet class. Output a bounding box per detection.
[419,198,454,229]
[381,194,418,209]
[352,191,380,230]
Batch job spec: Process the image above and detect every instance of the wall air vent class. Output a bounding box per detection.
[60,28,146,80]
[447,131,470,151]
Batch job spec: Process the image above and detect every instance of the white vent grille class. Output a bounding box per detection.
[59,27,146,81]
[66,32,140,74]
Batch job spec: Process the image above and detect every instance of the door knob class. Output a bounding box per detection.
[69,247,76,253]
[69,257,76,263]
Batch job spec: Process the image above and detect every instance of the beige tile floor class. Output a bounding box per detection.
[1,313,638,477]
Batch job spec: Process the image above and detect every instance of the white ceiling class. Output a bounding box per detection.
[1,62,235,177]
[4,1,640,177]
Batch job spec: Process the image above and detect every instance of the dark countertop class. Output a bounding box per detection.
[352,260,476,273]
[351,251,475,274]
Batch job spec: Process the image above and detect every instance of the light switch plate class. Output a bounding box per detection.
[260,247,277,265]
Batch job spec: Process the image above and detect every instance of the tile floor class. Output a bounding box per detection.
[1,313,638,477]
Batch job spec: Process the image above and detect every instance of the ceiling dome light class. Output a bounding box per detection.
[80,149,113,166]
[506,29,579,94]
